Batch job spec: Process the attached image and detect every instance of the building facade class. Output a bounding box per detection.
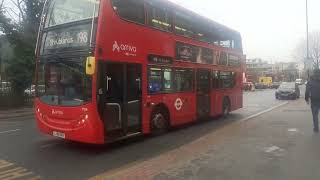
[246,58,299,83]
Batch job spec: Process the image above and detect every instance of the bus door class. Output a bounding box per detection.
[102,63,142,139]
[196,69,211,119]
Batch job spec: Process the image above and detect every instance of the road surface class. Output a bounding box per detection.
[0,89,291,179]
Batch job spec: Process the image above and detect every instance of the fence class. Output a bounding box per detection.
[0,86,34,109]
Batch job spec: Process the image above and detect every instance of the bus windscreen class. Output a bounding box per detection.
[45,0,100,28]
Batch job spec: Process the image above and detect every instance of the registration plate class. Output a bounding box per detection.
[53,131,65,139]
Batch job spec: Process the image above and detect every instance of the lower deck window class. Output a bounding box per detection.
[220,72,236,89]
[148,67,163,94]
[212,71,236,89]
[148,67,173,94]
[148,67,193,94]
[175,69,193,92]
[163,68,173,92]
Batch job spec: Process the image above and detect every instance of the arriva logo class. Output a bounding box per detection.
[112,41,137,53]
[113,41,120,52]
[52,109,64,116]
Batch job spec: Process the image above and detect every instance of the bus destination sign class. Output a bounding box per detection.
[148,55,173,64]
[42,23,92,54]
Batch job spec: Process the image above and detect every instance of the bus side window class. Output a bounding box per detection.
[220,72,236,89]
[174,11,194,38]
[148,67,173,94]
[147,1,172,32]
[112,0,145,24]
[163,68,173,92]
[175,68,193,92]
[219,52,228,66]
[148,67,162,94]
[212,71,220,89]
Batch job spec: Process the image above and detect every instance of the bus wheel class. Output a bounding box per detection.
[150,108,169,135]
[222,99,230,118]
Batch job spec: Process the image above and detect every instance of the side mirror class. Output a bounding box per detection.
[86,56,96,75]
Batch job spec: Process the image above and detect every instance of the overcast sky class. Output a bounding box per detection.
[170,0,320,62]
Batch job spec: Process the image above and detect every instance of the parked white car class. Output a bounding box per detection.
[24,85,36,96]
[295,79,303,85]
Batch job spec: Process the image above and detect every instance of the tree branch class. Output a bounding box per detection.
[0,0,4,10]
[9,0,25,22]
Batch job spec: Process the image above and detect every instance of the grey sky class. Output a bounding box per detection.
[170,0,320,62]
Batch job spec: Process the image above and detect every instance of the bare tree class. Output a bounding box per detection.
[295,31,320,69]
[10,0,25,22]
[0,0,26,23]
[0,0,4,10]
[310,32,320,68]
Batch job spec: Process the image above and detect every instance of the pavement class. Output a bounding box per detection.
[152,99,316,180]
[98,99,313,180]
[0,87,318,180]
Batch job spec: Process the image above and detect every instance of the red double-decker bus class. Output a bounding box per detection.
[34,0,245,144]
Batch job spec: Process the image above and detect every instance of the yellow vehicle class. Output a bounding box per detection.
[259,77,273,87]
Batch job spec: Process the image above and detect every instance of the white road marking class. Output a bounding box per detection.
[265,146,282,153]
[288,128,299,132]
[240,102,288,122]
[0,160,36,180]
[0,129,21,134]
[40,143,58,149]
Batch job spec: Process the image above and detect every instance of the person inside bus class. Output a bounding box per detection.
[60,74,79,100]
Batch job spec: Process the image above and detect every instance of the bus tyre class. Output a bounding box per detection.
[222,99,230,118]
[150,108,169,135]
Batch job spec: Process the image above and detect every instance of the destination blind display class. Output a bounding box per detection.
[41,23,92,54]
[148,55,173,64]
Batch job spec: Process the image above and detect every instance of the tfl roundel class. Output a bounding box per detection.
[174,98,183,111]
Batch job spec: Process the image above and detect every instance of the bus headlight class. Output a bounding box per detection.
[77,114,89,126]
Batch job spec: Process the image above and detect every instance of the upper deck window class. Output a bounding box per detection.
[112,0,145,24]
[175,11,194,38]
[147,1,172,32]
[219,52,228,66]
[228,54,241,67]
[45,0,100,28]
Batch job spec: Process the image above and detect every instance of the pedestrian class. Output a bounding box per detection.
[305,69,320,132]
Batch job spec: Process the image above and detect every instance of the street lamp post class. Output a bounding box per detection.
[306,0,309,60]
[306,0,311,79]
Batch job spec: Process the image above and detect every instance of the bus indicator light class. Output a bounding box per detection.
[86,56,96,75]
